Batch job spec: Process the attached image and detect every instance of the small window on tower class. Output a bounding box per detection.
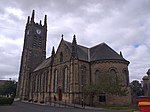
[81,65,87,85]
[38,41,41,47]
[33,36,37,47]
[33,43,36,47]
[38,38,42,47]
[95,70,100,85]
[34,35,37,39]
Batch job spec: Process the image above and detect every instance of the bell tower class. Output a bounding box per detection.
[17,10,47,100]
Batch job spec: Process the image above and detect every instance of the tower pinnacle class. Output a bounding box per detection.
[31,10,35,23]
[27,16,30,24]
[120,51,123,58]
[71,34,77,59]
[44,15,47,26]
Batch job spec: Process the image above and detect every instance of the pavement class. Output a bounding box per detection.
[0,101,135,112]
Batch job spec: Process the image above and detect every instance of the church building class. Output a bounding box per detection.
[17,10,131,106]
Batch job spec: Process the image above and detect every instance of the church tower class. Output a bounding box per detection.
[17,10,47,100]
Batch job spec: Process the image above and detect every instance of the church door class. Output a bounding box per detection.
[58,88,62,101]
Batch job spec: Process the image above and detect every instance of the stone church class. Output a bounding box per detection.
[17,10,131,106]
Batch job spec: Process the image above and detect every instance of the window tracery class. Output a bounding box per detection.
[95,70,100,85]
[63,67,68,92]
[81,65,87,85]
[109,69,117,84]
[53,69,58,92]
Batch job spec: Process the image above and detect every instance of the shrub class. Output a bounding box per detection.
[0,97,14,105]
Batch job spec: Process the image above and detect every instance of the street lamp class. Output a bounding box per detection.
[81,67,84,108]
[81,84,84,107]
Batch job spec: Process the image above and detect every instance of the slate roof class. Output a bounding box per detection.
[64,40,127,62]
[64,40,89,61]
[90,43,127,61]
[33,57,51,72]
[34,40,128,72]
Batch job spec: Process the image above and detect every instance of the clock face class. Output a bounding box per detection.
[36,29,41,34]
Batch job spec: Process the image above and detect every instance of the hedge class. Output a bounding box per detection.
[0,97,14,105]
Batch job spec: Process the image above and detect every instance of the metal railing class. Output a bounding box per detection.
[48,100,85,109]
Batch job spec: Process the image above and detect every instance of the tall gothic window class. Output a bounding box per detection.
[46,72,49,92]
[81,65,87,85]
[109,69,117,84]
[123,69,129,86]
[40,75,44,92]
[33,76,36,92]
[37,75,40,92]
[95,70,100,85]
[60,52,63,62]
[63,67,68,92]
[53,70,58,93]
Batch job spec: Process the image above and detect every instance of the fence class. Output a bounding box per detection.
[48,100,85,109]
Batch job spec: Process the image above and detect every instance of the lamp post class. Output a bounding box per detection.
[81,68,84,108]
[81,84,84,107]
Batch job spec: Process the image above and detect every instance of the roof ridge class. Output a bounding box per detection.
[64,40,89,50]
[90,42,106,49]
[33,57,52,72]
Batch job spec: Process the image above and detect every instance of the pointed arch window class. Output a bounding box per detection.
[81,65,87,85]
[40,75,44,92]
[63,67,68,92]
[109,69,117,84]
[33,76,37,92]
[33,35,37,47]
[95,70,100,85]
[123,69,129,86]
[53,70,58,93]
[37,75,40,92]
[46,71,49,92]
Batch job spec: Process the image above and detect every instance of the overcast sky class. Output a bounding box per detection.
[0,0,150,82]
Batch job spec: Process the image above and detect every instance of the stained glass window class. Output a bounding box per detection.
[54,70,58,92]
[110,69,117,84]
[95,70,100,85]
[63,67,68,92]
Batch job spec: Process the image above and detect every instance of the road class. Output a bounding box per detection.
[0,101,132,112]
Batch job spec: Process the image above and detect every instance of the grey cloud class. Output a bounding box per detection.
[0,0,150,81]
